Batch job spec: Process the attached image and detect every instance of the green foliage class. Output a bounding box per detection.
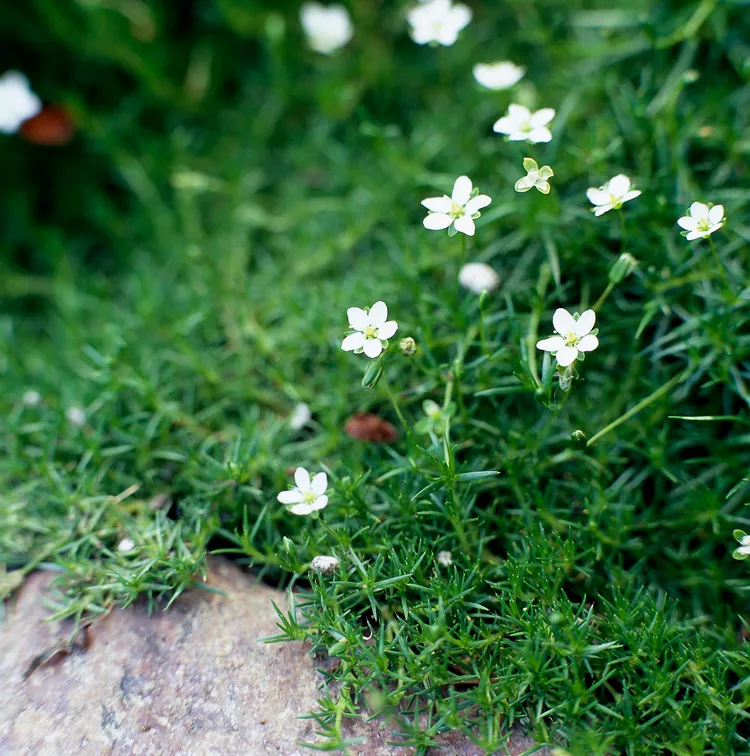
[2,0,750,753]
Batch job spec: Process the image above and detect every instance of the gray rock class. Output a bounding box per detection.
[0,559,548,755]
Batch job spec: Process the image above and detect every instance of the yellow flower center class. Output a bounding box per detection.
[450,201,465,218]
[303,491,317,504]
[364,325,378,339]
[565,331,579,346]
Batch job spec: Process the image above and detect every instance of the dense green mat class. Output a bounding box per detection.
[2,1,750,753]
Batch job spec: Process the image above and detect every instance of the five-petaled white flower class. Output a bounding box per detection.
[677,202,725,240]
[0,71,42,134]
[515,157,554,195]
[472,61,525,90]
[341,301,398,359]
[422,175,492,237]
[458,262,500,293]
[493,104,555,143]
[536,308,599,367]
[277,467,329,516]
[407,0,472,47]
[300,3,353,54]
[586,175,641,216]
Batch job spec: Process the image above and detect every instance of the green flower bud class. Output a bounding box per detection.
[361,360,384,389]
[608,252,638,284]
[399,337,417,355]
[570,430,587,449]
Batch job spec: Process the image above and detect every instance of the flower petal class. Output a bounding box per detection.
[342,332,366,351]
[453,214,476,236]
[539,166,554,179]
[621,190,641,203]
[448,3,472,31]
[536,180,550,194]
[528,126,552,143]
[368,301,387,326]
[553,308,577,335]
[587,188,610,206]
[311,472,328,495]
[515,177,533,192]
[689,202,708,220]
[290,502,314,515]
[294,467,311,489]
[577,334,599,352]
[507,103,530,122]
[536,336,565,352]
[277,490,303,504]
[452,175,473,205]
[575,309,596,337]
[465,194,492,214]
[677,216,696,231]
[377,320,398,339]
[311,494,328,511]
[530,108,555,127]
[608,174,631,197]
[347,307,368,330]
[492,116,514,134]
[594,205,612,216]
[556,345,579,367]
[708,204,724,224]
[522,157,538,172]
[685,229,703,241]
[421,196,452,213]
[363,338,383,358]
[423,213,453,230]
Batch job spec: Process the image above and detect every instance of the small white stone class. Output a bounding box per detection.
[437,550,453,567]
[458,262,500,294]
[310,555,340,575]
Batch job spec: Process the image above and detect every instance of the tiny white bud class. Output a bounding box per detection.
[310,555,340,575]
[437,550,453,567]
[458,262,500,294]
[288,402,312,430]
[23,390,41,406]
[65,406,86,427]
[118,537,135,553]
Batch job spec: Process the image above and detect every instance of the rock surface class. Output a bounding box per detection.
[0,559,548,755]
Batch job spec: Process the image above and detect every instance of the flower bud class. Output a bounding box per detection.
[282,536,296,556]
[399,337,417,355]
[361,360,384,389]
[310,555,340,575]
[608,252,638,284]
[570,430,587,449]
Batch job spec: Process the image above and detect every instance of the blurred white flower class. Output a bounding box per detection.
[515,157,554,195]
[437,550,453,566]
[458,262,500,293]
[422,175,491,237]
[65,406,86,427]
[22,390,41,406]
[289,402,312,430]
[300,3,353,54]
[277,467,329,516]
[586,174,641,216]
[310,555,340,574]
[677,202,725,240]
[472,61,525,90]
[536,308,599,367]
[493,104,555,143]
[0,71,41,134]
[736,534,750,557]
[118,537,136,553]
[341,301,398,359]
[407,0,472,47]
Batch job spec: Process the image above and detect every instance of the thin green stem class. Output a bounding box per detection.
[707,235,731,293]
[587,370,687,447]
[528,264,551,388]
[382,368,410,437]
[618,208,627,252]
[593,281,616,312]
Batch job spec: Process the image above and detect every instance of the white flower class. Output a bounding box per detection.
[310,555,340,575]
[118,537,136,553]
[586,174,641,216]
[422,175,492,237]
[65,405,86,427]
[677,202,725,241]
[341,301,398,359]
[493,104,555,143]
[407,0,472,47]
[458,262,500,293]
[300,3,353,54]
[437,550,453,566]
[515,157,554,195]
[289,402,312,430]
[472,61,525,90]
[736,534,750,556]
[22,390,41,406]
[277,467,329,516]
[536,308,599,367]
[0,71,41,134]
